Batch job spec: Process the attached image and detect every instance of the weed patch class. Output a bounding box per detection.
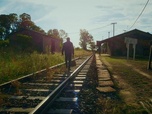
[0,49,92,84]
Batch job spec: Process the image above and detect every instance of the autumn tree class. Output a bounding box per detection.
[79,29,94,50]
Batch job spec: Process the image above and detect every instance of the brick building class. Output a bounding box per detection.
[10,29,61,53]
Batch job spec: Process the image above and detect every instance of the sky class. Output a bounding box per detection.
[0,0,152,47]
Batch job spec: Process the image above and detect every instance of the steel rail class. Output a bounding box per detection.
[0,57,80,88]
[30,54,93,114]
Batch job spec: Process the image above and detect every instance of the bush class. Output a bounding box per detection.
[0,40,9,48]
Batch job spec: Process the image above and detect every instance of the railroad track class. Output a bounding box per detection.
[0,54,94,114]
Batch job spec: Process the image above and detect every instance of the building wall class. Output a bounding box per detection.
[98,29,152,57]
[107,37,151,57]
[10,29,61,53]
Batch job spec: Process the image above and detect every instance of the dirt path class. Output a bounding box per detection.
[100,55,152,114]
[101,57,139,107]
[101,57,152,107]
[124,63,152,80]
[114,74,139,106]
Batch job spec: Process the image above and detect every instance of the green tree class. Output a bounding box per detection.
[47,29,60,38]
[18,13,45,34]
[89,41,96,51]
[9,13,18,32]
[47,29,67,38]
[79,29,93,50]
[15,34,32,51]
[32,25,45,34]
[47,29,67,48]
[59,29,68,41]
[19,13,34,29]
[0,13,18,40]
[0,27,5,40]
[0,39,9,47]
[0,13,45,40]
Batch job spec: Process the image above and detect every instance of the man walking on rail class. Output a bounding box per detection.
[62,37,74,71]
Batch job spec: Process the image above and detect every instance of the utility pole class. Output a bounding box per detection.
[148,41,152,69]
[108,32,110,38]
[111,22,117,37]
[123,30,127,33]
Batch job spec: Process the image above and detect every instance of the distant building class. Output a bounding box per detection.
[97,29,152,57]
[9,29,61,53]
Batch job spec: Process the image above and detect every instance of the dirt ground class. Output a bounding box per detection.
[99,55,152,113]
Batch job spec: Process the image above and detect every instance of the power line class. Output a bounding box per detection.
[68,24,111,35]
[129,0,149,30]
[88,24,111,31]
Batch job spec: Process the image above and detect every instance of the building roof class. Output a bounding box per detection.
[97,29,152,44]
[10,28,60,41]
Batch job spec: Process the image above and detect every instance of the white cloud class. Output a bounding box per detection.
[0,0,152,47]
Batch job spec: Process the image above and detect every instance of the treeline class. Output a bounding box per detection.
[0,13,95,51]
[0,13,45,40]
[0,13,68,49]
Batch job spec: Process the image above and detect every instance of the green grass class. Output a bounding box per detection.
[0,51,64,84]
[96,98,147,114]
[98,55,152,113]
[102,56,152,99]
[0,48,92,84]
